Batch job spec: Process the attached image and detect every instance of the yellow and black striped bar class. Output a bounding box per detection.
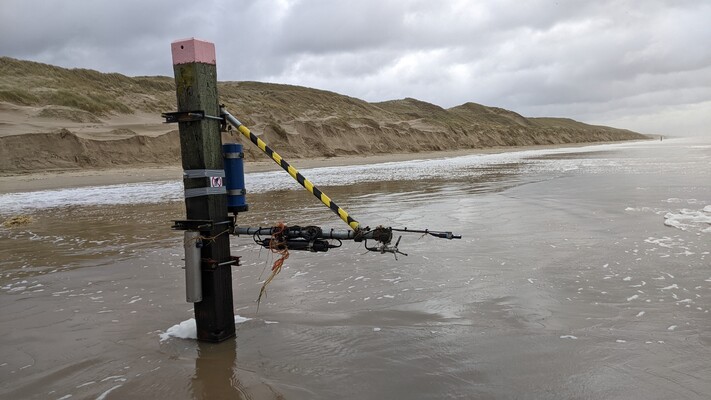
[221,108,361,231]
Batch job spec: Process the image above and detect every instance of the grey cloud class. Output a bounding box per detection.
[0,0,215,75]
[1,0,709,135]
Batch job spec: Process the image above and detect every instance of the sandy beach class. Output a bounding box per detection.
[0,141,631,194]
[0,59,647,183]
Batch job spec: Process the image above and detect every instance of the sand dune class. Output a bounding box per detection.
[0,57,647,175]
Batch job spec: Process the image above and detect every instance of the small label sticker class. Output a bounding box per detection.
[210,176,223,187]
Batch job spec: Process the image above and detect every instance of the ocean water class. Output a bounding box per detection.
[0,141,670,216]
[1,137,710,399]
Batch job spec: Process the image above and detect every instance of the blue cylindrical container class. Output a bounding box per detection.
[223,143,248,213]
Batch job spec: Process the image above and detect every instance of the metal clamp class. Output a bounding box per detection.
[227,189,246,196]
[183,169,226,179]
[162,110,224,123]
[202,256,241,268]
[185,186,227,198]
[172,219,214,231]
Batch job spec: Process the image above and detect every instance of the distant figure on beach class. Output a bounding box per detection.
[660,136,663,141]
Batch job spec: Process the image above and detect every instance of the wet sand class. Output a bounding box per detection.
[1,138,710,399]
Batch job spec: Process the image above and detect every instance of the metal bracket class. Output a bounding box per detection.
[227,189,247,196]
[223,151,244,159]
[172,219,215,231]
[172,219,232,231]
[183,169,226,179]
[185,186,227,198]
[202,256,241,268]
[162,110,224,123]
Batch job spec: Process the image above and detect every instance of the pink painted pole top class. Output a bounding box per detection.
[171,38,216,65]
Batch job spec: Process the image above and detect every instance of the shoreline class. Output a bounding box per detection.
[0,141,642,194]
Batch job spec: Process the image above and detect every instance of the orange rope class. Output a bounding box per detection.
[257,222,290,307]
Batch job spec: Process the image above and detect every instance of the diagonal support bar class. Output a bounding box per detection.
[221,107,361,231]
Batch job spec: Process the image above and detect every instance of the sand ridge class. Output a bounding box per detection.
[0,57,648,178]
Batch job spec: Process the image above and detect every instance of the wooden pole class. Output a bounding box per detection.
[171,38,235,342]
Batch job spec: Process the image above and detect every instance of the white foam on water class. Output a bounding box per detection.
[0,141,649,215]
[0,180,182,215]
[635,311,645,317]
[96,384,122,400]
[626,206,657,212]
[667,325,678,331]
[644,237,676,248]
[664,206,711,233]
[661,284,678,290]
[160,315,252,341]
[560,335,578,339]
[99,375,124,382]
[626,294,639,301]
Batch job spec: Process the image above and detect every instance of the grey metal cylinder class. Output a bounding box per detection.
[184,231,203,303]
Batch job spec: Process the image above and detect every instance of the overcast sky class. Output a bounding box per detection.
[1,0,709,136]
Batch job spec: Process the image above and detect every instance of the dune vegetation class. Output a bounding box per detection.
[0,57,646,173]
